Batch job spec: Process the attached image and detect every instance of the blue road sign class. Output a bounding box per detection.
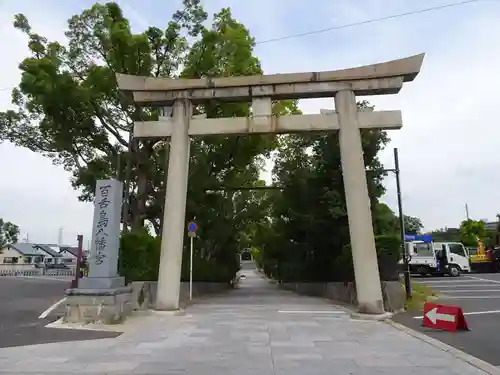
[405,234,432,243]
[188,222,198,232]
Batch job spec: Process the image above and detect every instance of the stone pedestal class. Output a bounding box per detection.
[79,276,125,289]
[63,286,133,324]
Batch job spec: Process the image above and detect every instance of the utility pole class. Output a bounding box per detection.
[393,148,412,299]
[465,203,470,220]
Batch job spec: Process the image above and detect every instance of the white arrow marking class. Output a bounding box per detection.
[425,307,456,324]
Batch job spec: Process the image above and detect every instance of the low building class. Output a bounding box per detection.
[484,221,499,231]
[36,244,64,265]
[59,246,80,266]
[0,243,45,266]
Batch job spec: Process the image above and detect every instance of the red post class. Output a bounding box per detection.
[70,235,84,289]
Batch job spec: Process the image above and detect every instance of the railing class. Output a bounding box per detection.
[0,267,76,277]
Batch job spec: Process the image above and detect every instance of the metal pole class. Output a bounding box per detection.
[189,234,194,301]
[465,203,470,220]
[71,235,83,289]
[394,148,412,299]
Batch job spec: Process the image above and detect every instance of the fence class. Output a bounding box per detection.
[0,267,76,277]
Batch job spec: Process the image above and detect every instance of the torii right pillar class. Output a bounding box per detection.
[335,90,384,314]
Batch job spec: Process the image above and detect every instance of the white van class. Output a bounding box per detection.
[404,241,470,277]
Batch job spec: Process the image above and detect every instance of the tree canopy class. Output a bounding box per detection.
[404,215,424,234]
[251,101,406,282]
[459,219,486,247]
[0,218,20,248]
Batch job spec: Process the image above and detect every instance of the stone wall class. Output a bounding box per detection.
[130,281,232,310]
[280,281,405,312]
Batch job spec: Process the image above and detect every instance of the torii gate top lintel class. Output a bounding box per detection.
[115,53,424,105]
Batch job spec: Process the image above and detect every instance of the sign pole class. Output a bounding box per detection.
[71,235,83,289]
[189,234,194,301]
[187,220,198,301]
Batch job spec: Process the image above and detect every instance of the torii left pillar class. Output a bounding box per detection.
[156,99,192,310]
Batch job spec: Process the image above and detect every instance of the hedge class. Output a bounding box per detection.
[118,230,238,284]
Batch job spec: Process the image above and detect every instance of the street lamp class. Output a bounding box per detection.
[382,148,412,299]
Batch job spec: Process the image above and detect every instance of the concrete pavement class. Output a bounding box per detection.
[0,270,496,374]
[0,277,119,348]
[394,273,500,367]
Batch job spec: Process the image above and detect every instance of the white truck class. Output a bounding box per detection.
[401,240,470,277]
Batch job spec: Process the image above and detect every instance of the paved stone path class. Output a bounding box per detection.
[0,270,492,374]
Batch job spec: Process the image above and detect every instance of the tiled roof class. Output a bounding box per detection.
[36,244,62,257]
[60,246,80,257]
[9,243,42,256]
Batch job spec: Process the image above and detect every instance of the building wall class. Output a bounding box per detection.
[60,251,78,266]
[484,221,499,231]
[0,246,39,267]
[0,246,24,264]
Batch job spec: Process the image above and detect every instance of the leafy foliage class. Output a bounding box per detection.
[339,235,402,282]
[119,229,160,283]
[0,218,20,248]
[404,215,424,234]
[119,229,238,283]
[459,219,486,247]
[429,227,461,242]
[252,101,406,282]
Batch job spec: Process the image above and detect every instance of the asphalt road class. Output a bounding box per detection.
[0,276,119,348]
[394,273,500,366]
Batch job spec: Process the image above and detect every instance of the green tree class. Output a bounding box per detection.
[373,202,399,235]
[255,101,393,282]
[430,227,461,242]
[0,219,20,248]
[459,219,485,247]
[0,1,205,232]
[403,215,423,234]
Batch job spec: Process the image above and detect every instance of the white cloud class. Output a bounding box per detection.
[1,0,499,244]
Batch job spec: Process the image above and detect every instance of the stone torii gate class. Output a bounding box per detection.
[116,53,425,314]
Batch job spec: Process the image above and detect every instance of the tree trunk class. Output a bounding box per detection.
[132,141,153,231]
[121,132,134,233]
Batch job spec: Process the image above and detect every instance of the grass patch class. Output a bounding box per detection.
[403,281,438,311]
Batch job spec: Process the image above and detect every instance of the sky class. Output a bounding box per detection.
[1,0,499,245]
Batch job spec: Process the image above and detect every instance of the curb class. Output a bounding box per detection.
[388,320,500,375]
[351,311,394,321]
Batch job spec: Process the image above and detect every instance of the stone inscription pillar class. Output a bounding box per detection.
[79,179,124,289]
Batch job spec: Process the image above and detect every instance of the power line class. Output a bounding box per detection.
[255,0,491,45]
[0,0,494,92]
